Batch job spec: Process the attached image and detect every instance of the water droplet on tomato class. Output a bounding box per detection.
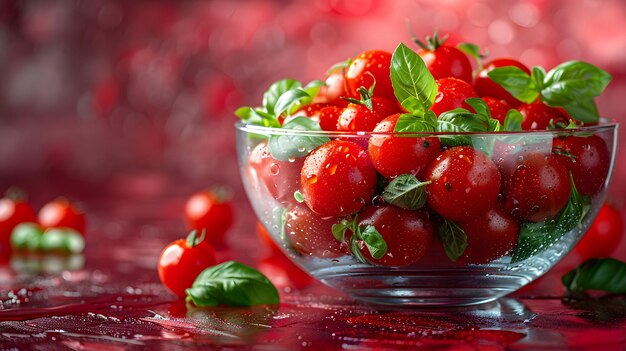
[308,175,318,184]
[288,156,296,163]
[582,144,591,150]
[328,164,338,175]
[297,145,306,152]
[269,163,280,175]
[354,197,366,206]
[372,195,385,206]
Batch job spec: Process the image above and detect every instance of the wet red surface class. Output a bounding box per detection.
[1,175,626,350]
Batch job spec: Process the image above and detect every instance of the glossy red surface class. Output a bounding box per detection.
[0,177,625,350]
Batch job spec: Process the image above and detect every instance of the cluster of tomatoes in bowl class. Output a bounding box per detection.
[239,32,614,268]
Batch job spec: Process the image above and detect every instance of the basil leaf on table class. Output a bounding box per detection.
[511,174,591,263]
[382,174,429,210]
[438,219,467,262]
[268,117,330,160]
[562,258,626,295]
[186,261,280,307]
[390,43,438,111]
[11,222,43,251]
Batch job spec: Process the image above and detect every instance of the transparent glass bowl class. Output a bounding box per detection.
[236,122,618,307]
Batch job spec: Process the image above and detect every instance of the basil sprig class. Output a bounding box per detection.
[562,258,626,295]
[438,219,468,262]
[186,261,279,307]
[382,174,430,210]
[390,43,438,112]
[511,174,591,263]
[267,116,330,160]
[488,61,612,123]
[332,215,388,263]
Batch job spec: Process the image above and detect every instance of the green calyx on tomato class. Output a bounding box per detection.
[412,30,448,52]
[343,73,377,111]
[511,173,591,263]
[332,215,388,262]
[487,61,612,123]
[185,229,206,248]
[185,261,279,307]
[562,258,626,296]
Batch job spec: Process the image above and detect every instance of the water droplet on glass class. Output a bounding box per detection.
[372,195,385,206]
[269,163,280,175]
[297,145,306,152]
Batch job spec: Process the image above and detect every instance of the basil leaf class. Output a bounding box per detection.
[503,109,523,131]
[235,107,280,128]
[303,80,325,98]
[268,117,330,160]
[383,174,429,210]
[274,89,311,117]
[487,119,502,132]
[436,108,487,147]
[263,79,301,115]
[531,66,546,90]
[186,261,279,307]
[457,42,484,68]
[465,97,491,123]
[400,96,428,116]
[332,219,351,242]
[349,233,367,264]
[11,222,43,250]
[394,113,437,134]
[511,174,591,263]
[438,219,467,262]
[359,225,388,260]
[562,258,626,294]
[487,66,539,103]
[40,228,85,253]
[390,43,438,110]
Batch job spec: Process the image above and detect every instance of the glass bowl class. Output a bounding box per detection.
[236,122,618,307]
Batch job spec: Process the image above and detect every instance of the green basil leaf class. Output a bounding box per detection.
[360,225,388,260]
[383,174,429,210]
[400,96,428,116]
[559,99,600,124]
[531,66,546,91]
[349,233,367,264]
[40,228,85,253]
[487,118,502,132]
[465,97,491,123]
[436,108,487,147]
[487,66,539,103]
[390,43,438,109]
[394,113,437,134]
[438,219,467,262]
[511,174,591,262]
[457,42,484,68]
[235,107,280,128]
[562,258,626,294]
[326,58,352,75]
[303,80,325,98]
[263,79,301,115]
[268,117,330,160]
[11,222,43,250]
[503,109,524,131]
[332,219,351,242]
[186,261,279,307]
[274,89,311,117]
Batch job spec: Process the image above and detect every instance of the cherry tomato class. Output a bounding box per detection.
[419,45,473,84]
[38,198,86,235]
[552,135,611,196]
[0,197,36,248]
[345,50,395,100]
[459,207,520,264]
[474,58,531,107]
[503,153,570,222]
[425,146,501,222]
[301,140,377,217]
[337,97,399,132]
[357,205,434,266]
[576,203,623,260]
[430,78,478,117]
[483,97,512,124]
[317,106,343,131]
[184,189,234,245]
[518,101,569,130]
[158,230,217,298]
[257,254,312,290]
[248,141,304,205]
[368,113,441,179]
[293,103,330,119]
[491,141,552,190]
[284,204,346,258]
[315,71,349,107]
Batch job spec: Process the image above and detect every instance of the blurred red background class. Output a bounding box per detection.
[0,0,624,236]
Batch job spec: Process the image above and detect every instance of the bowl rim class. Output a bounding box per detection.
[235,121,618,137]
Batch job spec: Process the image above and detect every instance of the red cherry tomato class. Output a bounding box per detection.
[0,197,36,248]
[293,103,330,119]
[503,153,570,222]
[491,141,552,190]
[317,106,343,131]
[576,203,623,260]
[184,189,234,245]
[419,45,473,84]
[518,101,569,130]
[425,146,501,222]
[483,97,512,124]
[301,140,377,217]
[368,113,441,179]
[474,58,531,107]
[38,198,86,235]
[430,78,478,116]
[158,230,217,298]
[315,71,349,107]
[552,135,611,196]
[257,254,312,290]
[284,204,346,258]
[357,205,434,266]
[459,207,520,264]
[248,141,304,205]
[345,50,395,100]
[337,97,399,132]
